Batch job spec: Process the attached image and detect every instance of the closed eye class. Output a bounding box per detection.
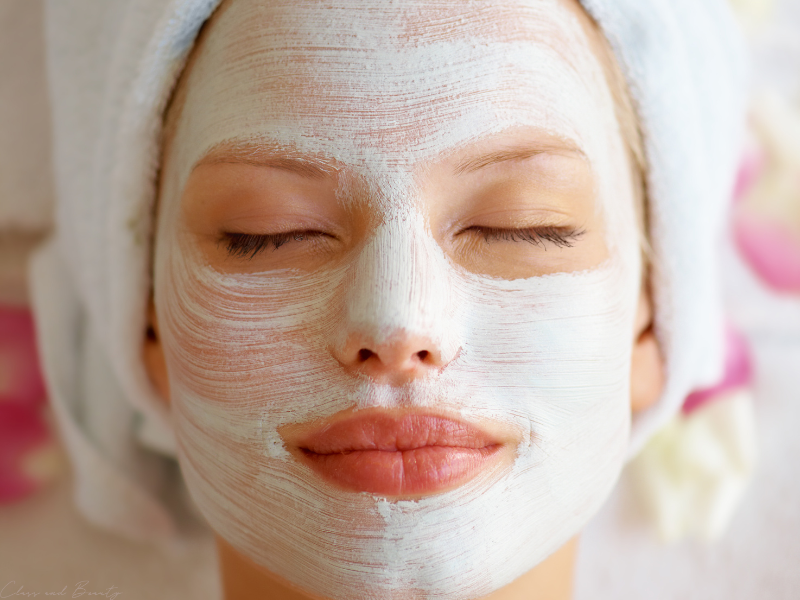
[463,226,585,249]
[220,231,330,260]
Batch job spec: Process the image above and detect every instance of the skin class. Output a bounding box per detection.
[217,536,579,600]
[143,0,665,597]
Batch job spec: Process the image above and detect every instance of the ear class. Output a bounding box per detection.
[630,283,664,413]
[143,297,171,404]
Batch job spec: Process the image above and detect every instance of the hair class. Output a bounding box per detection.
[159,0,649,259]
[579,9,651,262]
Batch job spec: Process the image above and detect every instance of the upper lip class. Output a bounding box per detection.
[290,411,504,456]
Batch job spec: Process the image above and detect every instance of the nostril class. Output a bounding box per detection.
[358,348,374,362]
[416,350,430,362]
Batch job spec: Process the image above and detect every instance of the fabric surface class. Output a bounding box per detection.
[575,237,800,600]
[0,474,220,600]
[34,0,746,542]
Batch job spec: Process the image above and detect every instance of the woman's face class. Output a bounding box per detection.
[153,0,642,597]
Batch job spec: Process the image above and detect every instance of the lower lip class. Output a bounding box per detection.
[294,415,504,496]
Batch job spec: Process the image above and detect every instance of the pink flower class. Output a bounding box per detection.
[0,305,61,504]
[0,307,46,406]
[734,92,800,294]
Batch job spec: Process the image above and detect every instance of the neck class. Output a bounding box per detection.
[217,536,577,600]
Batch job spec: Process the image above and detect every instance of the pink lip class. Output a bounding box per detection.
[291,413,505,497]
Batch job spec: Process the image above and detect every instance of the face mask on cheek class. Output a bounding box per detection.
[152,1,642,597]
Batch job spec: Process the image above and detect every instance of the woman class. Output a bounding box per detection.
[31,0,746,598]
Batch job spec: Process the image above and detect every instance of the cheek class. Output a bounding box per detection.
[444,263,634,453]
[157,251,354,419]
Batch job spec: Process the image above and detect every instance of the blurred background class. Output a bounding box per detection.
[0,1,798,598]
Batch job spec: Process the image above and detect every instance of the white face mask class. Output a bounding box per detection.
[154,0,641,597]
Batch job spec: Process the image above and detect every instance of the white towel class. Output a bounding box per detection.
[31,0,747,543]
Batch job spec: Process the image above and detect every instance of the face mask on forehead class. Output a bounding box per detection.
[154,0,642,597]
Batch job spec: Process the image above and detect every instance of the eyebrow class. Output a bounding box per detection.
[193,142,336,179]
[453,142,587,175]
[194,139,586,178]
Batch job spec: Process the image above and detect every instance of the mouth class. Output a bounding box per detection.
[287,411,509,497]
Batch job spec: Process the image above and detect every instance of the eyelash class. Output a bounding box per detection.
[221,226,584,260]
[467,226,585,249]
[220,231,326,259]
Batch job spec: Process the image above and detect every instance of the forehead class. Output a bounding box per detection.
[177,0,607,173]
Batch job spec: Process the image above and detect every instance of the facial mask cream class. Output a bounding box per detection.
[154,0,642,597]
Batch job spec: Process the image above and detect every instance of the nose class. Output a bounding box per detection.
[336,331,448,384]
[330,214,458,385]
